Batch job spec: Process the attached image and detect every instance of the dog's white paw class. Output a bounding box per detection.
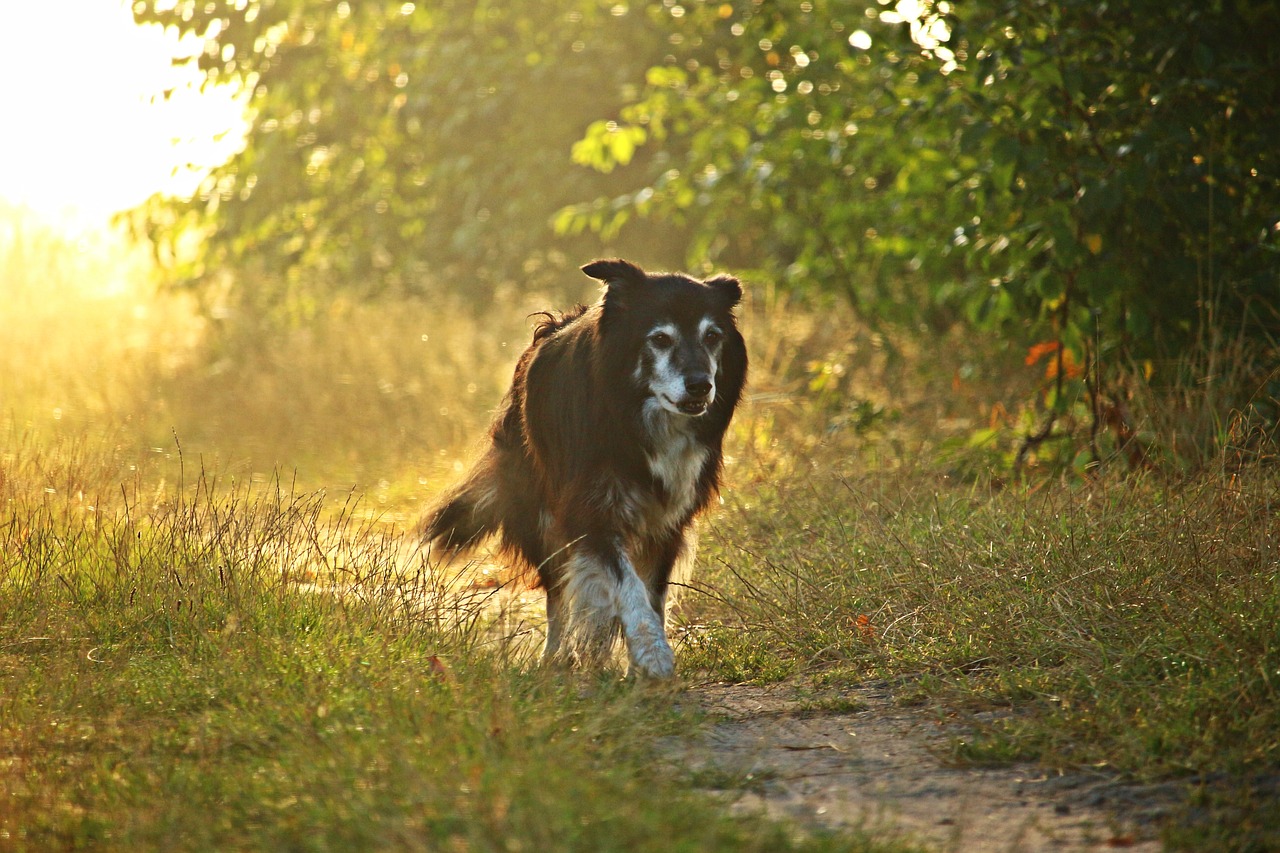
[628,636,675,679]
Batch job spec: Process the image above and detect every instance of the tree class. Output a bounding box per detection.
[130,0,672,315]
[937,0,1279,467]
[130,0,1279,468]
[562,0,1280,468]
[557,1,962,323]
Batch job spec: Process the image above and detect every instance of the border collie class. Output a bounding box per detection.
[418,259,747,677]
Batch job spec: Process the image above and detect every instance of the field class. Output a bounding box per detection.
[2,215,1278,850]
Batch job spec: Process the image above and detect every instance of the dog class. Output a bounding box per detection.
[418,258,747,677]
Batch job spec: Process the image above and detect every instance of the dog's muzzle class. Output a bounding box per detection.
[676,377,713,415]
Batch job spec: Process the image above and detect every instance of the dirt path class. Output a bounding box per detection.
[663,680,1175,852]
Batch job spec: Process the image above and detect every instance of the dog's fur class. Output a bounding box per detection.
[418,259,747,677]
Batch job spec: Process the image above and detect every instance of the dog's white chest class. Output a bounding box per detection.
[646,430,708,527]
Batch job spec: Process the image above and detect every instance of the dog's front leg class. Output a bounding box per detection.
[615,550,676,679]
[563,540,675,678]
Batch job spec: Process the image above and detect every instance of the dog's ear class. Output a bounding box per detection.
[581,258,646,287]
[705,273,742,308]
[587,259,648,318]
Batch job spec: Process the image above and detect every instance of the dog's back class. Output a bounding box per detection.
[419,259,746,677]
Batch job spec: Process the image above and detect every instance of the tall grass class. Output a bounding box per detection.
[2,433,916,852]
[680,465,1280,848]
[0,211,562,503]
[5,209,1279,849]
[0,212,200,435]
[1,212,923,851]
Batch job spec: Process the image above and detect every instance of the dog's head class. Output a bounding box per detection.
[584,258,745,418]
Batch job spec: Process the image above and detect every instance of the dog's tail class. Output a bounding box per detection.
[416,459,502,556]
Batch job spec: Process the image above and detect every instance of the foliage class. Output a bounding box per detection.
[942,0,1280,467]
[558,1,960,321]
[128,0,676,312]
[562,0,1280,467]
[568,0,1280,337]
[944,0,1280,349]
[125,0,1280,469]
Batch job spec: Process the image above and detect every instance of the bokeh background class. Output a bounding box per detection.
[2,0,1277,506]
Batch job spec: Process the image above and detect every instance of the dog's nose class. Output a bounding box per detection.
[686,377,713,398]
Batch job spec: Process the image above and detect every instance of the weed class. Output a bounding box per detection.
[674,623,795,685]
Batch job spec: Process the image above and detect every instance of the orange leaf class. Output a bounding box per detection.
[1045,347,1085,380]
[1025,340,1060,366]
[988,401,1010,430]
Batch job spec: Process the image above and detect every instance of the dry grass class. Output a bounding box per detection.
[4,210,1278,849]
[1,212,562,506]
[682,464,1280,848]
[2,424,923,852]
[0,212,917,852]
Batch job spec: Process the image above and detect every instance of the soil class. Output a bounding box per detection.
[662,679,1178,852]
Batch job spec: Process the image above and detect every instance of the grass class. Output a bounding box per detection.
[683,464,1280,848]
[1,436,913,853]
[4,210,1279,849]
[0,208,556,502]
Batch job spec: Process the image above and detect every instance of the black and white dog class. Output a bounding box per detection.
[419,259,747,677]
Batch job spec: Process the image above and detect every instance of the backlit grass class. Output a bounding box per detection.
[1,435,913,853]
[684,464,1280,849]
[5,209,1278,850]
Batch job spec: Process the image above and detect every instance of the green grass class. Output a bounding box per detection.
[0,437,913,853]
[684,465,1280,848]
[5,211,1279,850]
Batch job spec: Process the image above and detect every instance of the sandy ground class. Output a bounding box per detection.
[662,679,1176,852]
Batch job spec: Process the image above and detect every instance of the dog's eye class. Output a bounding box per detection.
[704,329,722,346]
[649,332,674,349]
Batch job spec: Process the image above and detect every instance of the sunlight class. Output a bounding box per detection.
[880,0,956,71]
[0,1,245,230]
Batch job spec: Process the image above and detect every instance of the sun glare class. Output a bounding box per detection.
[0,1,245,230]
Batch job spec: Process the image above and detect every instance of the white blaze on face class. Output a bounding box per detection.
[639,316,723,416]
[641,322,687,415]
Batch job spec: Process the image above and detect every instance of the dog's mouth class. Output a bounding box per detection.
[672,397,710,416]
